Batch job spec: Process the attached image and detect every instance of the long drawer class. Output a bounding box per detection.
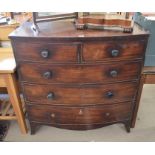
[27,103,132,125]
[19,61,142,84]
[83,40,146,62]
[14,42,79,63]
[23,82,138,105]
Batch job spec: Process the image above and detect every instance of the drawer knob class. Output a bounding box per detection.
[105,112,110,116]
[41,50,49,58]
[51,113,55,118]
[111,49,119,57]
[110,70,118,77]
[43,71,52,79]
[47,92,54,100]
[79,109,83,115]
[106,91,114,98]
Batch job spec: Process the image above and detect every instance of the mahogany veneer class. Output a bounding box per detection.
[9,21,149,134]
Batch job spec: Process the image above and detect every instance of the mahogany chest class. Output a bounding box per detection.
[9,21,149,134]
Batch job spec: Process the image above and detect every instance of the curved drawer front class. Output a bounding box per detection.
[19,61,142,84]
[27,103,132,125]
[83,40,146,62]
[14,42,79,63]
[23,82,138,105]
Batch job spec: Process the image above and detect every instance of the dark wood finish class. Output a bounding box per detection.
[9,21,149,134]
[27,103,132,125]
[19,61,142,84]
[29,121,131,132]
[9,21,149,41]
[14,42,80,63]
[143,67,155,84]
[0,88,7,93]
[23,82,138,106]
[29,121,37,135]
[83,41,146,62]
[131,74,145,128]
[144,74,155,84]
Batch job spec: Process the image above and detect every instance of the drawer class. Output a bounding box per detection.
[19,61,142,84]
[14,42,79,63]
[83,40,146,62]
[23,82,138,105]
[27,103,132,125]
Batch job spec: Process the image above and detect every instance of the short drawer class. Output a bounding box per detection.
[83,40,146,62]
[23,82,138,105]
[27,103,132,125]
[14,42,79,63]
[19,61,142,84]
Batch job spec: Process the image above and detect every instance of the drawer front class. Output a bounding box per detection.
[83,40,146,62]
[23,82,138,105]
[14,42,79,63]
[27,103,132,125]
[19,61,142,84]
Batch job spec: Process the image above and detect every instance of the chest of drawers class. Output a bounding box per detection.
[9,21,149,134]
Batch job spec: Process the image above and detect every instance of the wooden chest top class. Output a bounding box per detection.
[9,21,149,41]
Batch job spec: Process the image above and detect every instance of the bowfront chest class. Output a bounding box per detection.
[9,21,149,134]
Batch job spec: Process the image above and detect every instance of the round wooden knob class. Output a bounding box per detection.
[79,109,83,115]
[105,112,110,116]
[111,49,119,57]
[110,70,118,77]
[106,91,114,98]
[43,71,52,79]
[47,92,54,100]
[41,50,49,58]
[51,113,55,118]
